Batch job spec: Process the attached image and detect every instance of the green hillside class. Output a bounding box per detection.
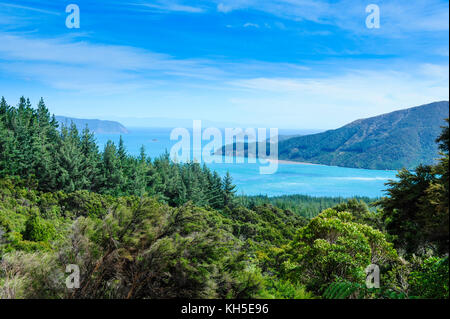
[1,96,448,299]
[278,101,449,170]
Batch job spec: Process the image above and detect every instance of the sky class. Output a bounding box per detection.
[0,0,448,129]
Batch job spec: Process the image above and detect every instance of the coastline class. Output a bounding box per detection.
[266,158,318,165]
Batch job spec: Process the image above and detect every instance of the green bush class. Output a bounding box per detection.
[284,209,398,293]
[409,256,449,299]
[23,210,56,242]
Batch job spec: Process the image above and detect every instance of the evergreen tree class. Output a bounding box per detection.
[378,120,450,255]
[0,97,239,207]
[32,98,57,190]
[100,140,123,195]
[130,145,149,196]
[118,135,127,163]
[80,126,102,191]
[207,171,225,209]
[56,123,84,192]
[223,172,236,208]
[0,96,8,120]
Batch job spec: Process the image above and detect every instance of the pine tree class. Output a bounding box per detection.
[223,171,236,208]
[118,135,127,163]
[100,140,123,195]
[32,98,57,190]
[56,123,84,192]
[130,145,149,196]
[80,125,102,191]
[211,171,225,209]
[0,97,12,174]
[0,96,8,120]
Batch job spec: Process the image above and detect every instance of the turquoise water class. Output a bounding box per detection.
[94,128,397,198]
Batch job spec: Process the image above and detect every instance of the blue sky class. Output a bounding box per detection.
[0,0,448,129]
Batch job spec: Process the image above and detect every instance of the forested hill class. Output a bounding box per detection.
[56,116,129,134]
[277,101,449,170]
[1,96,449,299]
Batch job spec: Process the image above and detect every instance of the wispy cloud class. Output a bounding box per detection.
[214,0,449,34]
[0,1,447,126]
[227,65,449,128]
[0,31,319,94]
[0,32,225,93]
[131,1,205,13]
[243,22,259,28]
[0,2,61,16]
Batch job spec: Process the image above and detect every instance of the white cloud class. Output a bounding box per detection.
[217,3,233,13]
[132,1,204,13]
[0,2,61,15]
[0,32,226,93]
[0,31,447,128]
[211,0,449,34]
[216,0,255,13]
[243,22,259,28]
[0,32,317,94]
[227,65,449,128]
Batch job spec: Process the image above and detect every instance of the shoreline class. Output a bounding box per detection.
[265,158,319,165]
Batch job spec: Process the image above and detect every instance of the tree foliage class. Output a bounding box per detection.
[282,209,398,293]
[377,118,449,255]
[1,97,448,299]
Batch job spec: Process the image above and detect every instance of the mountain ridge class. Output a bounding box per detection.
[217,101,449,170]
[55,116,129,134]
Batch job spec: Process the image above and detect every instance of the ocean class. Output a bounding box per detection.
[94,128,397,198]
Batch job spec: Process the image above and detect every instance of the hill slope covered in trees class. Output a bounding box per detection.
[1,96,448,299]
[278,101,449,169]
[217,101,449,170]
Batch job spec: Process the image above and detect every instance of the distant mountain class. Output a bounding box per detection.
[55,116,129,134]
[217,101,449,170]
[277,101,449,170]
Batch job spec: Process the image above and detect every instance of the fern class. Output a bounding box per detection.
[323,281,408,299]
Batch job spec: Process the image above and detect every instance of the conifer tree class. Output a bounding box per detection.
[56,123,84,192]
[100,140,123,195]
[80,126,102,191]
[223,171,236,208]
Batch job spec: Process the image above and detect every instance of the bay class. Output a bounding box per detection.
[94,128,397,198]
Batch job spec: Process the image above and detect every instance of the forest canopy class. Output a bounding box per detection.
[0,97,448,299]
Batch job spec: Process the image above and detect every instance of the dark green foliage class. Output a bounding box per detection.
[63,200,262,299]
[223,172,236,208]
[377,166,435,254]
[322,281,407,299]
[377,118,449,255]
[0,177,306,299]
[1,96,449,299]
[0,97,235,210]
[408,256,449,299]
[23,212,56,242]
[436,118,449,154]
[257,277,315,299]
[240,194,376,219]
[283,209,398,293]
[228,204,308,247]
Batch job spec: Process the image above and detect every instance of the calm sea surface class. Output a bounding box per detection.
[94,128,397,198]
